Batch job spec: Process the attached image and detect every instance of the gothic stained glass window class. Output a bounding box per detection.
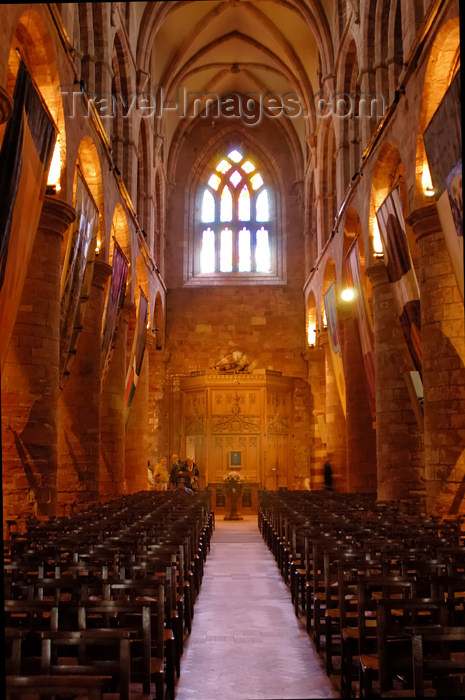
[198,149,272,275]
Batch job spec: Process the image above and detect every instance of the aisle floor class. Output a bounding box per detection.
[175,515,337,700]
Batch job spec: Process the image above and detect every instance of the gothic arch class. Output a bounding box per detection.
[6,9,67,195]
[415,17,460,206]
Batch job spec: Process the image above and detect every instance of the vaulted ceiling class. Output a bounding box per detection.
[136,0,337,165]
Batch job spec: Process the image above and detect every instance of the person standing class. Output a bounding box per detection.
[147,461,156,491]
[170,454,184,489]
[153,457,169,491]
[185,456,199,490]
[323,453,334,491]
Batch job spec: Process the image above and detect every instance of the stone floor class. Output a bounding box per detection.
[175,515,338,700]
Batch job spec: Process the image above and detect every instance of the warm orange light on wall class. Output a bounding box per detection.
[341,287,355,302]
[422,160,435,197]
[307,324,316,347]
[372,219,384,258]
[47,135,62,191]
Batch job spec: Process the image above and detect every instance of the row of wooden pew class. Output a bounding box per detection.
[4,490,214,699]
[259,490,465,698]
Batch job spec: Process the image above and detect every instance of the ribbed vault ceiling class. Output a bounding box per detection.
[136,0,336,165]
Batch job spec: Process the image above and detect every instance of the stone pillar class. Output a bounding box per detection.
[57,259,112,511]
[407,203,465,515]
[321,330,347,491]
[1,197,75,532]
[340,304,377,492]
[304,345,327,489]
[124,321,150,494]
[366,263,424,504]
[147,343,170,464]
[99,300,133,500]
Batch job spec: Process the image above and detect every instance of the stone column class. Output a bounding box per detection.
[147,343,170,464]
[99,300,134,500]
[304,346,326,489]
[321,330,347,491]
[57,259,112,511]
[124,330,150,494]
[1,197,75,531]
[407,203,465,515]
[366,263,424,505]
[339,303,377,492]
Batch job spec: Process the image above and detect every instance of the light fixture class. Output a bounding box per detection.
[422,161,435,197]
[307,325,316,347]
[95,239,101,256]
[47,135,62,192]
[372,219,384,259]
[341,287,355,302]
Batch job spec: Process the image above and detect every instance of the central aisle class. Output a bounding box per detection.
[176,515,337,700]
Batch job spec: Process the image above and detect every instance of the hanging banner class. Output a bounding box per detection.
[59,168,98,383]
[125,289,148,409]
[323,281,346,416]
[423,71,463,299]
[346,241,376,418]
[376,187,422,375]
[101,241,128,384]
[0,61,56,368]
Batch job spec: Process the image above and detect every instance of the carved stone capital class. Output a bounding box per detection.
[92,259,112,289]
[365,261,389,289]
[406,202,442,243]
[38,196,76,240]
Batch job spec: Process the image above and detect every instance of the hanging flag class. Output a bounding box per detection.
[423,71,463,299]
[324,281,346,416]
[125,289,148,409]
[346,241,376,418]
[0,60,56,368]
[101,240,128,384]
[376,187,422,375]
[59,168,99,383]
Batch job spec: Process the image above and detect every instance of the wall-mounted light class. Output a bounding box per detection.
[341,287,355,302]
[95,239,101,256]
[307,324,317,347]
[422,161,435,197]
[372,219,384,259]
[322,309,327,329]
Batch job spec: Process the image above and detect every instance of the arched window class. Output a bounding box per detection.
[197,149,274,277]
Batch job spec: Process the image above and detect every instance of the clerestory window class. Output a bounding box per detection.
[195,149,277,280]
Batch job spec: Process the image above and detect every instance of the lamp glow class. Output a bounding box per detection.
[47,136,61,191]
[307,325,316,346]
[341,287,355,302]
[373,219,384,258]
[422,161,435,197]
